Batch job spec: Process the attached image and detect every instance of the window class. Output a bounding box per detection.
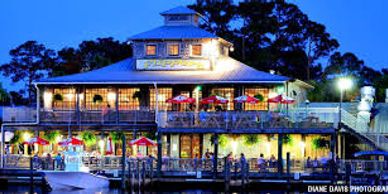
[52,88,76,110]
[146,45,157,56]
[244,87,269,110]
[211,87,234,110]
[118,88,140,110]
[149,87,172,111]
[191,44,202,56]
[168,44,179,56]
[84,88,116,110]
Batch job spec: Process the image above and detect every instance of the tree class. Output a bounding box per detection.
[0,41,57,102]
[0,83,9,105]
[53,37,132,76]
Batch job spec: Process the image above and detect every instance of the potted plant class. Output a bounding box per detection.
[53,93,63,102]
[282,134,293,145]
[80,131,97,147]
[243,134,260,146]
[312,137,330,150]
[93,94,103,103]
[44,130,61,144]
[254,94,264,102]
[210,134,228,148]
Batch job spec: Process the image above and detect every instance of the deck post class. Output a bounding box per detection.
[330,132,336,183]
[76,87,80,125]
[1,125,4,168]
[277,134,283,175]
[121,131,126,190]
[157,130,162,177]
[213,133,219,178]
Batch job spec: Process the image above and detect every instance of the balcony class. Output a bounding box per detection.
[3,106,339,130]
[2,107,155,125]
[158,108,339,130]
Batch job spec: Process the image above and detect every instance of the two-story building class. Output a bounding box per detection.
[1,7,337,168]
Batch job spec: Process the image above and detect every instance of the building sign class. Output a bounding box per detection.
[136,59,211,70]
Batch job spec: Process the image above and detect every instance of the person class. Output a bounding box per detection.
[312,157,319,171]
[101,104,111,123]
[205,149,210,159]
[269,154,277,168]
[46,153,53,170]
[240,153,246,169]
[55,153,62,170]
[257,153,266,172]
[306,156,312,168]
[193,153,200,170]
[32,153,40,169]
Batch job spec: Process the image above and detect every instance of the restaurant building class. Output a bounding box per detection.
[1,7,338,167]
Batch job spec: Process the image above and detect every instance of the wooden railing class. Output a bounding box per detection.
[159,110,336,129]
[5,155,387,176]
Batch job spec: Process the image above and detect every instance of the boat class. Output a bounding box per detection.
[43,171,110,190]
[42,146,110,190]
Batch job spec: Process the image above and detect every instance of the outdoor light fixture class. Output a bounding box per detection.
[107,92,116,102]
[337,77,353,128]
[337,77,353,91]
[22,132,31,141]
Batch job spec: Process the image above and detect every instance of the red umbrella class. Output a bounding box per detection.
[58,137,84,146]
[200,95,229,104]
[268,94,295,104]
[166,95,195,104]
[23,137,50,146]
[233,95,260,104]
[129,136,157,146]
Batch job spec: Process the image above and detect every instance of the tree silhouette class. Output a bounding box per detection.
[0,41,57,103]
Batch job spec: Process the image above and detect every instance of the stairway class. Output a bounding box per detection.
[341,108,388,151]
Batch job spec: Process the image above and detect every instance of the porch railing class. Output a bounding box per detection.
[2,106,37,123]
[4,155,387,176]
[159,109,338,129]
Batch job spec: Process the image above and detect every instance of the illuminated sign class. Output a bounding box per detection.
[136,59,211,70]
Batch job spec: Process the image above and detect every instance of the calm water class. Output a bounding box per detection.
[0,185,306,194]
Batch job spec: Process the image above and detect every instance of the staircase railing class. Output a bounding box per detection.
[341,108,388,150]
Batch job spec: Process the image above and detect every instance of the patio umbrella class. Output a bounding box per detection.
[129,136,157,146]
[234,95,260,104]
[23,137,50,146]
[58,137,84,146]
[200,95,229,104]
[106,137,113,155]
[166,95,195,104]
[268,94,295,104]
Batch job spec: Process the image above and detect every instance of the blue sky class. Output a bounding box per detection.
[0,0,387,91]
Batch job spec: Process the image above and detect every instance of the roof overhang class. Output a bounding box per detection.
[35,80,287,85]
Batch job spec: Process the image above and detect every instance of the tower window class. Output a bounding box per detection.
[191,44,202,56]
[168,44,180,56]
[146,45,157,56]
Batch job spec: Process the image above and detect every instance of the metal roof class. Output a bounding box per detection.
[129,25,218,40]
[160,6,198,15]
[36,57,289,85]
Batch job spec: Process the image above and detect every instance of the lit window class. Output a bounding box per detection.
[146,45,157,56]
[168,44,179,56]
[191,44,202,56]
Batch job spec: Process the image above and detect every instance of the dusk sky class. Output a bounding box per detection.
[0,0,387,91]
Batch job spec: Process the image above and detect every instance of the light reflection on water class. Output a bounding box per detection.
[0,185,308,194]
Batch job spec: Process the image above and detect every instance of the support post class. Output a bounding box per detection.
[115,87,119,124]
[156,130,162,177]
[277,134,283,175]
[1,125,4,168]
[76,87,80,125]
[121,131,126,190]
[213,133,219,178]
[330,133,336,183]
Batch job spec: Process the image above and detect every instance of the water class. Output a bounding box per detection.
[0,185,305,194]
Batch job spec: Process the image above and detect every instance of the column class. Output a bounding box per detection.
[213,133,219,178]
[330,133,336,182]
[115,87,119,124]
[76,87,80,125]
[1,126,4,168]
[157,130,162,177]
[277,134,283,175]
